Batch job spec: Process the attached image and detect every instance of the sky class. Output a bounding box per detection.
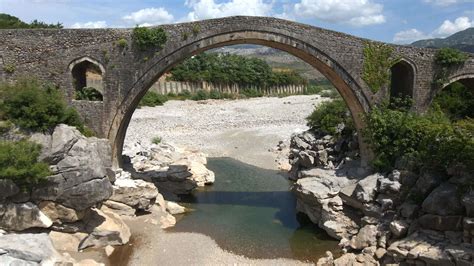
[0,0,473,44]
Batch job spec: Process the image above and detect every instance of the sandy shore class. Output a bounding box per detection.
[122,95,324,265]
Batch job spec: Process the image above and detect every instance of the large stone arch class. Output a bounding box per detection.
[442,73,474,90]
[390,58,416,100]
[109,30,372,167]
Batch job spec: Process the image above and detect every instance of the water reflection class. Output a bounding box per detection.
[168,157,338,262]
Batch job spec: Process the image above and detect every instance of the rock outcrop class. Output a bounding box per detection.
[291,130,474,265]
[123,141,215,195]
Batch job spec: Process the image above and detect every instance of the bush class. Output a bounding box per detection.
[191,90,210,101]
[116,38,128,48]
[307,99,354,135]
[0,79,90,134]
[151,136,162,145]
[432,82,474,121]
[139,91,168,107]
[435,48,468,66]
[320,89,340,99]
[304,85,324,95]
[132,26,167,50]
[75,87,103,101]
[0,140,51,187]
[364,101,474,172]
[240,88,263,98]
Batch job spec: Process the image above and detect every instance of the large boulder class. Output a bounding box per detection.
[0,180,19,201]
[349,225,378,250]
[0,233,63,265]
[79,208,131,250]
[38,201,87,224]
[422,183,463,216]
[353,174,381,203]
[0,202,52,231]
[30,124,113,211]
[110,169,159,211]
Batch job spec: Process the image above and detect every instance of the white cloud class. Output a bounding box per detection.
[433,16,472,37]
[293,0,386,26]
[393,28,430,43]
[123,7,174,26]
[185,0,273,21]
[70,21,107,28]
[423,0,459,6]
[393,16,473,43]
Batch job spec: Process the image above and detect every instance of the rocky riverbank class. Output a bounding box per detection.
[287,129,474,265]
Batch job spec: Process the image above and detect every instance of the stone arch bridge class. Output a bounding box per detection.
[0,16,473,166]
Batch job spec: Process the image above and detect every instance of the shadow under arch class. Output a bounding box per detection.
[109,30,372,167]
[390,58,416,100]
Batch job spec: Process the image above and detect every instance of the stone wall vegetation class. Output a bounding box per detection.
[132,26,167,51]
[362,41,400,93]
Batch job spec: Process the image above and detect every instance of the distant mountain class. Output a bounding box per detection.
[411,28,474,53]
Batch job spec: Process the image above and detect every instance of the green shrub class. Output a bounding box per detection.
[307,99,354,135]
[75,87,103,101]
[139,91,168,107]
[432,82,474,121]
[192,24,201,35]
[362,42,399,93]
[364,101,474,172]
[0,120,13,135]
[191,90,210,101]
[151,136,162,145]
[320,89,340,99]
[304,85,324,95]
[0,79,89,134]
[0,140,51,187]
[435,48,468,66]
[116,38,128,48]
[132,26,167,50]
[3,64,15,74]
[240,88,263,98]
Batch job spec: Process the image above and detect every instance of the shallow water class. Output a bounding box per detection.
[169,157,339,263]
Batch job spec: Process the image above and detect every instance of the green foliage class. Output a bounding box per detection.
[151,136,162,145]
[132,26,167,50]
[435,48,468,66]
[433,82,474,121]
[0,121,13,135]
[170,53,307,88]
[3,64,15,74]
[304,85,324,95]
[320,88,340,99]
[364,100,474,172]
[0,13,62,29]
[0,140,51,187]
[362,42,399,93]
[116,38,128,48]
[191,90,210,101]
[139,91,168,107]
[240,88,264,98]
[0,79,89,134]
[75,87,103,101]
[192,24,201,35]
[306,99,354,136]
[182,32,189,40]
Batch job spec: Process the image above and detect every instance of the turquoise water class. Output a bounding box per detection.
[168,157,339,263]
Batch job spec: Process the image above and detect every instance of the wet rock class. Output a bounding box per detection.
[422,183,463,216]
[0,202,52,231]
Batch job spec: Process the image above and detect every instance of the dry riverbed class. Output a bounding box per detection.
[123,95,326,265]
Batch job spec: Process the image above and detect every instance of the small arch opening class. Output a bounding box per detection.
[390,60,414,101]
[70,58,104,101]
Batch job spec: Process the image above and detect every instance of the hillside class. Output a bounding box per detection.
[411,27,474,53]
[212,45,327,82]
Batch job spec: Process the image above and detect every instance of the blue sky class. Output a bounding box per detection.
[0,0,472,44]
